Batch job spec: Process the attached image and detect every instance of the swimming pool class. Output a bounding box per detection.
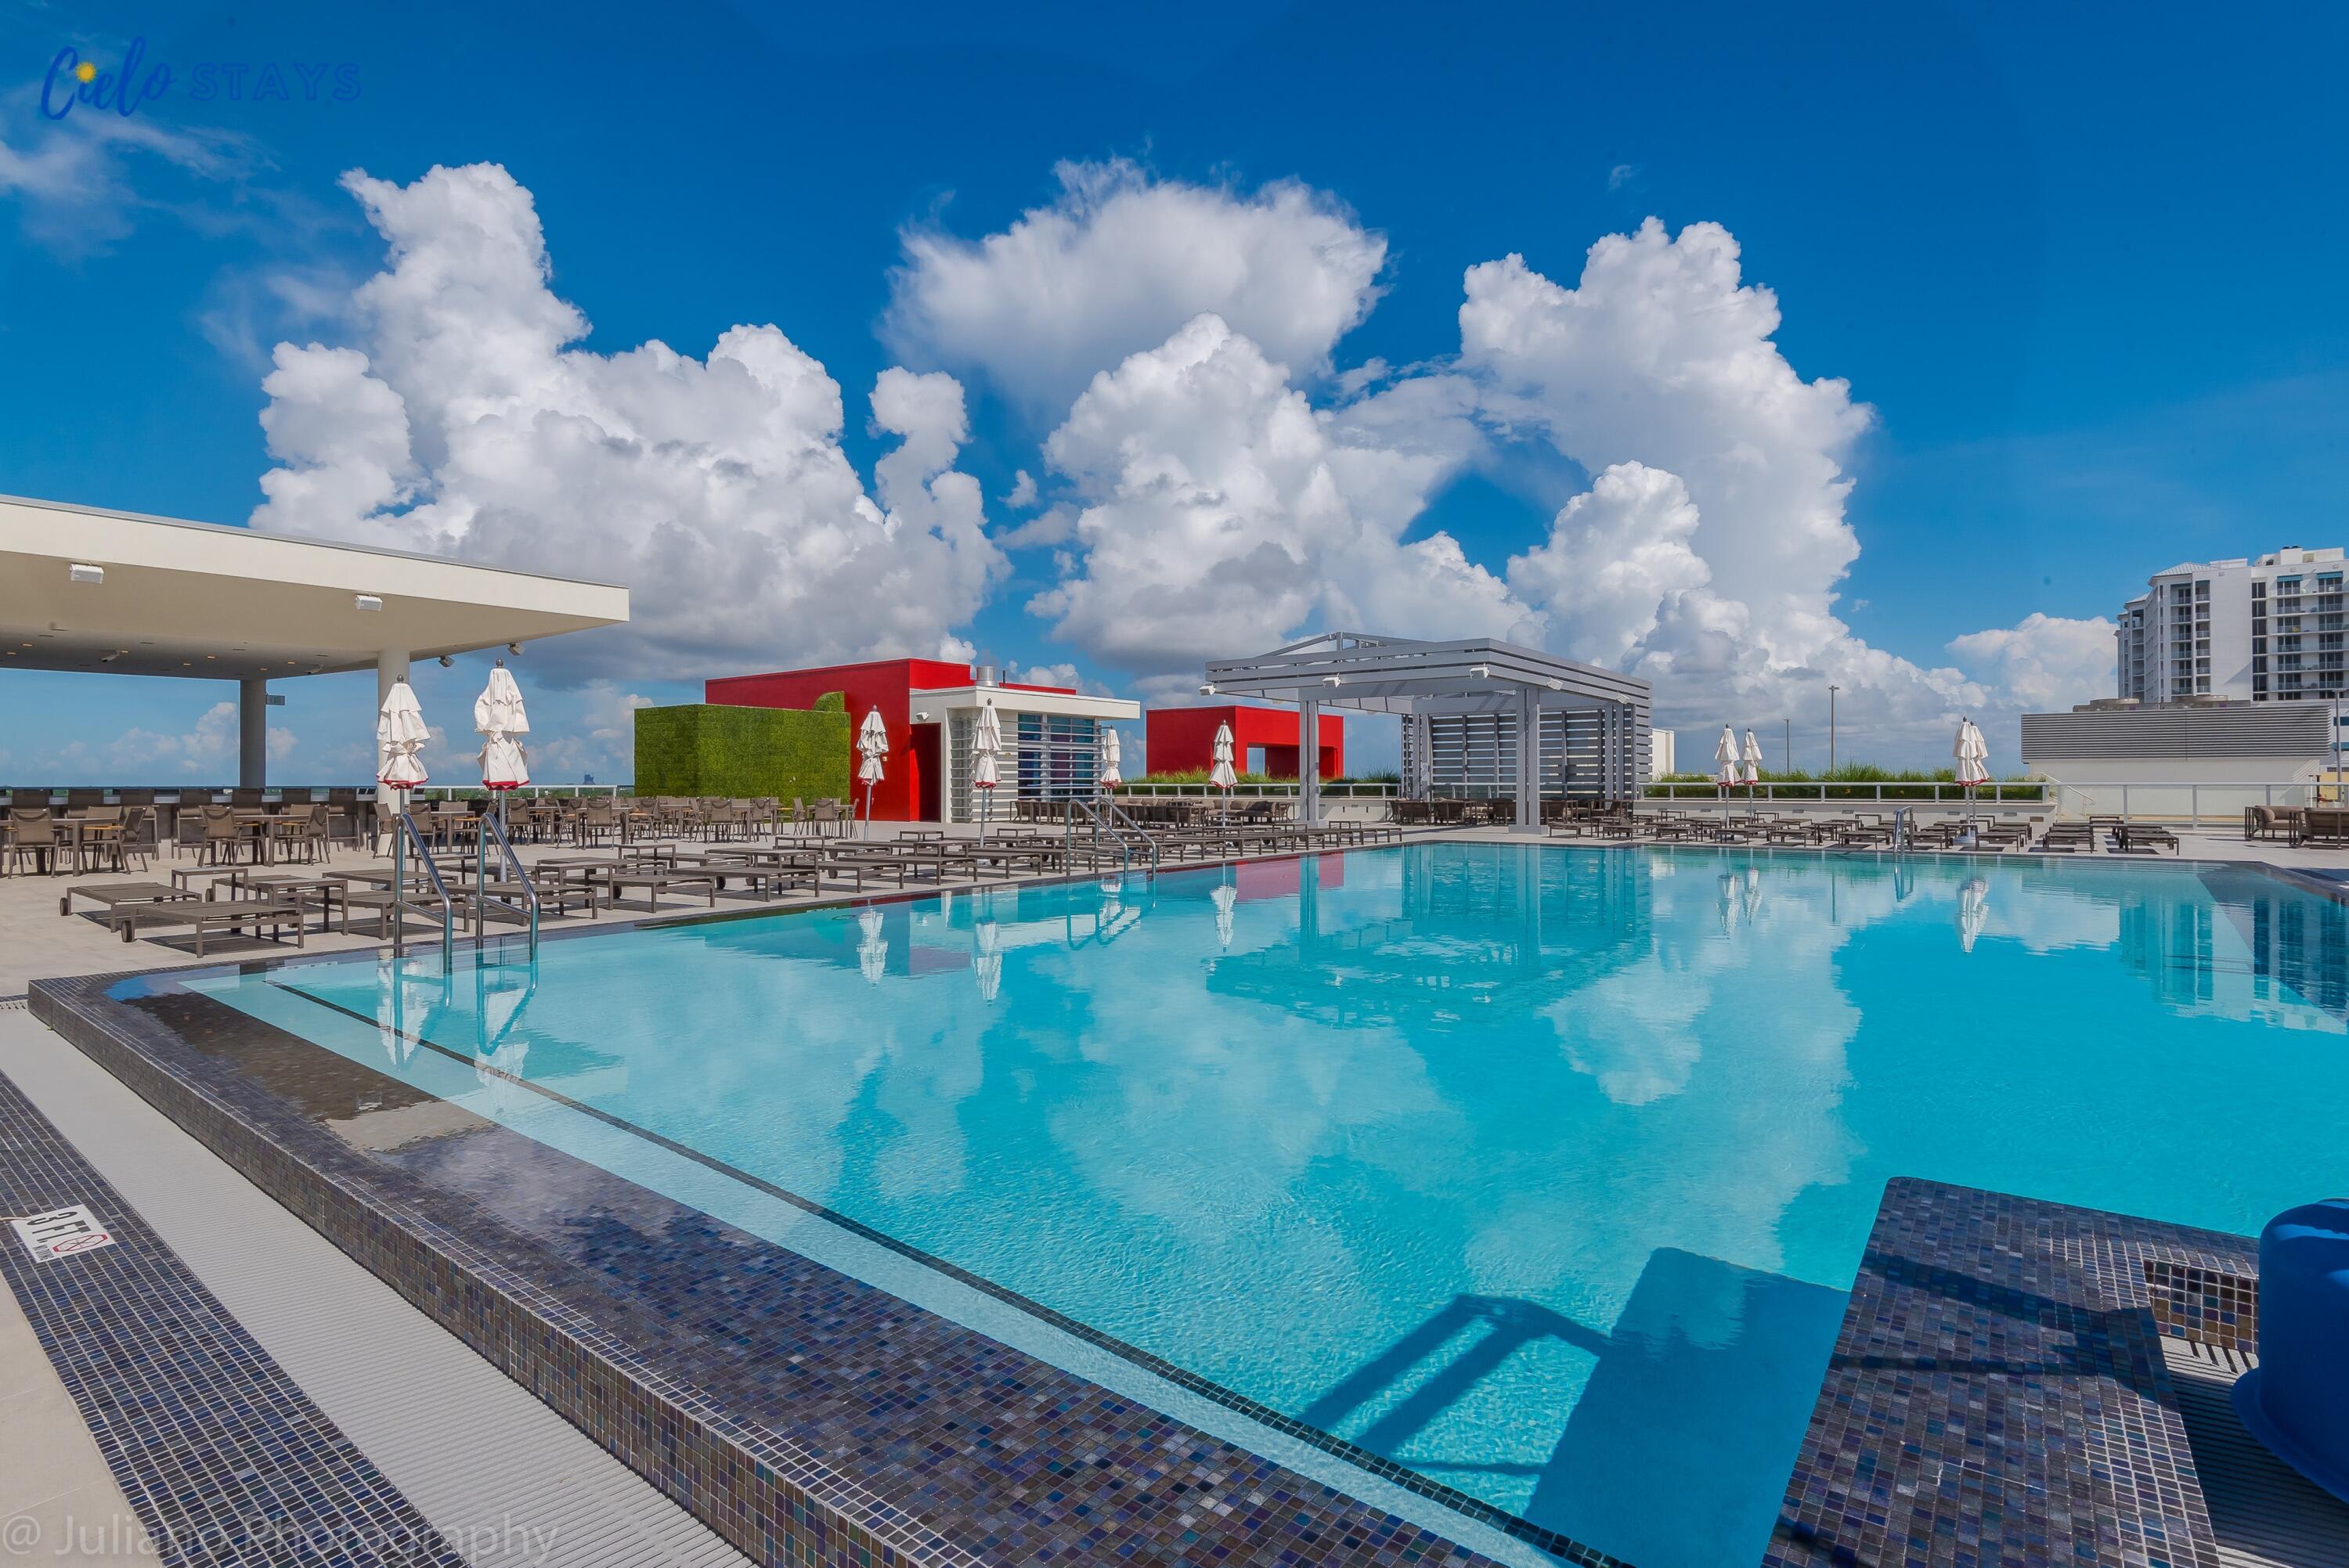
[181,844,2349,1568]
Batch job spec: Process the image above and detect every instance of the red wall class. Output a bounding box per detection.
[706,659,1075,822]
[1146,705,1344,779]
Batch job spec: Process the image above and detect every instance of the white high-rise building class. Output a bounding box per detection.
[2116,546,2349,704]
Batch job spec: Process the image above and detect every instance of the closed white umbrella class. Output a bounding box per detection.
[1098,726,1123,791]
[973,917,1002,1003]
[474,665,529,737]
[474,665,531,799]
[972,699,1002,840]
[378,679,430,791]
[1958,875,1989,953]
[1712,726,1739,788]
[1209,721,1237,824]
[857,906,887,985]
[1741,728,1765,796]
[1954,717,1991,791]
[857,708,889,836]
[1211,877,1236,950]
[377,679,431,957]
[371,959,436,1069]
[1712,725,1738,832]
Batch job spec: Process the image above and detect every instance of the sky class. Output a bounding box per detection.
[3,0,2345,784]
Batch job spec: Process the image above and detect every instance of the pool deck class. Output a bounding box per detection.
[9,820,2349,998]
[5,830,2345,1566]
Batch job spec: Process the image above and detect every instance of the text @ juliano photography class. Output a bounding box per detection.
[0,1511,560,1563]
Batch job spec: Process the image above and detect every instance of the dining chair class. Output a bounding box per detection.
[5,808,58,876]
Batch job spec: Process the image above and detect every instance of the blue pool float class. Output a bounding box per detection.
[2233,1198,2349,1504]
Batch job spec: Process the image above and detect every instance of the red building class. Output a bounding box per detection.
[1146,704,1344,780]
[707,658,1139,823]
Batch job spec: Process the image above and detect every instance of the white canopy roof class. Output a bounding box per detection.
[1202,631,1651,719]
[0,493,628,681]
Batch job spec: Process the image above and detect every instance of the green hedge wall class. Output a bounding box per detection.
[633,704,852,799]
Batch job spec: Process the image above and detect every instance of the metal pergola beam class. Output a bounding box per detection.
[1200,633,1654,826]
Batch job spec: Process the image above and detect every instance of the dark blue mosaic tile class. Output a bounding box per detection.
[31,968,1543,1567]
[0,1066,465,1568]
[1766,1177,2257,1568]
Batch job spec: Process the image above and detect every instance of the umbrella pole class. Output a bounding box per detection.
[391,788,406,961]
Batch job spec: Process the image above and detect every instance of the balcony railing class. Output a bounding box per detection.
[1643,780,2051,805]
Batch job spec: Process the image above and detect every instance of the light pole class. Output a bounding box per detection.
[1828,685,1840,774]
[1784,718,1792,773]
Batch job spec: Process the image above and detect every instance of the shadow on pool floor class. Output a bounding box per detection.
[1304,1249,1847,1568]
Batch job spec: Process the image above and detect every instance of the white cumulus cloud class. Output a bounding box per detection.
[249,163,1003,684]
[1029,313,1523,690]
[887,159,1387,416]
[1506,462,1713,667]
[1946,613,2116,713]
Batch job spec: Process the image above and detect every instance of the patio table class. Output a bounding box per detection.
[232,873,348,928]
[172,864,263,898]
[59,813,131,875]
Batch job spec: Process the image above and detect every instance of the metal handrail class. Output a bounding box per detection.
[392,810,455,971]
[2037,776,2344,826]
[1643,780,2051,804]
[1099,795,1160,879]
[475,807,539,957]
[1063,797,1138,881]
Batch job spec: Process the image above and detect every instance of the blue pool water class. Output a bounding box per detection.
[185,845,2349,1567]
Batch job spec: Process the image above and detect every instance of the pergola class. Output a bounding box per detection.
[1201,633,1652,831]
[2,494,629,786]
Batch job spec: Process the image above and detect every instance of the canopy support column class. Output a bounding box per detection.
[1297,697,1321,825]
[1512,683,1542,834]
[239,677,269,789]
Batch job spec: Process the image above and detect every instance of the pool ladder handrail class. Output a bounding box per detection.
[1099,795,1159,880]
[392,810,456,971]
[1063,795,1153,881]
[473,806,539,958]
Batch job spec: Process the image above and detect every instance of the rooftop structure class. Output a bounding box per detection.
[706,658,1138,824]
[0,493,630,785]
[2022,697,2342,786]
[1200,631,1651,830]
[1146,704,1344,780]
[2116,544,2347,705]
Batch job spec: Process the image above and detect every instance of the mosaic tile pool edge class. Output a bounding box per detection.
[27,972,987,1568]
[1766,1176,2259,1568]
[28,968,1543,1568]
[0,1068,466,1568]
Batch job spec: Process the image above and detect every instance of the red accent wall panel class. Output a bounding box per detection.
[1145,705,1344,779]
[703,658,1083,823]
[706,660,922,820]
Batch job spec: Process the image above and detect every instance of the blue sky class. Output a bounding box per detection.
[4,0,2345,783]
